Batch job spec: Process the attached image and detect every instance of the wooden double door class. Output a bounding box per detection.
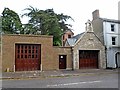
[15,44,41,71]
[79,50,99,69]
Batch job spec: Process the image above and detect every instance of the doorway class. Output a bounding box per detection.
[79,50,99,69]
[59,55,66,69]
[15,44,41,71]
[115,52,120,68]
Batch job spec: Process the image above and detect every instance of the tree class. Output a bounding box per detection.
[2,8,22,34]
[57,13,74,32]
[22,6,74,46]
[0,16,2,34]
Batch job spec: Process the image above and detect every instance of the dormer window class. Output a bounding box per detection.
[111,24,115,32]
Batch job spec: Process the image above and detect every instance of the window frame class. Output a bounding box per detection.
[68,35,71,38]
[111,24,115,32]
[112,37,116,45]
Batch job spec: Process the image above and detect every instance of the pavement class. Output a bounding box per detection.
[0,69,119,80]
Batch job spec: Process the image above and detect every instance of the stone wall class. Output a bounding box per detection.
[73,32,106,69]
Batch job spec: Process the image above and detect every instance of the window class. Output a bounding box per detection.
[112,37,116,45]
[111,24,115,32]
[18,45,20,49]
[29,46,31,49]
[29,50,31,53]
[21,50,23,53]
[21,55,23,58]
[17,55,20,58]
[36,50,38,53]
[36,55,38,58]
[21,45,23,49]
[32,50,34,53]
[25,55,27,58]
[68,35,71,38]
[25,50,27,53]
[32,46,34,49]
[32,55,34,58]
[25,45,27,49]
[63,35,64,40]
[18,50,20,53]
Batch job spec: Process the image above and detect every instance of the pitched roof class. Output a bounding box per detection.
[64,29,74,34]
[66,32,84,46]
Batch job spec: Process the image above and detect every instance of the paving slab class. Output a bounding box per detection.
[1,69,118,80]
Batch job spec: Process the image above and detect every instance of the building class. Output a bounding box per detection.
[0,34,1,72]
[118,1,120,20]
[62,30,74,46]
[1,34,72,72]
[1,20,106,72]
[92,10,120,68]
[65,20,106,69]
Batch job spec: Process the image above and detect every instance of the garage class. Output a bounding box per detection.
[79,50,99,69]
[15,44,41,71]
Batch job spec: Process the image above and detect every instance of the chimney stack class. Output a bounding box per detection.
[92,9,100,20]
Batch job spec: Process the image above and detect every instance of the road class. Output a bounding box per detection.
[2,72,118,88]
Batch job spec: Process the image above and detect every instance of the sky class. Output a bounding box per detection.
[0,0,120,35]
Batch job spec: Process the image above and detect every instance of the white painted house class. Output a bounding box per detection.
[92,10,120,68]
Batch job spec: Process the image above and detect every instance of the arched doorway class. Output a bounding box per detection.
[115,52,120,68]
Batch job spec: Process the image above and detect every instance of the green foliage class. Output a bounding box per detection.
[2,8,22,34]
[22,6,74,46]
[0,16,2,34]
[1,6,74,46]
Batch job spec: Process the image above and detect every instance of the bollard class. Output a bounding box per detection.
[6,68,10,72]
[41,64,42,72]
[13,65,15,72]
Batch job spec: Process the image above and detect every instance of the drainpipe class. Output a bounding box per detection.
[71,47,74,71]
[105,46,108,69]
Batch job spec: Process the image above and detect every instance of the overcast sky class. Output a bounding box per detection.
[0,0,119,35]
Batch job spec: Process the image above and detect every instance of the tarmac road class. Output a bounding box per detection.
[2,71,118,88]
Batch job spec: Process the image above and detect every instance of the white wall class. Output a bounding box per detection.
[103,22,120,48]
[103,21,120,68]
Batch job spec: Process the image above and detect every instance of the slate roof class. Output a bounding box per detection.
[66,32,84,46]
[99,18,120,24]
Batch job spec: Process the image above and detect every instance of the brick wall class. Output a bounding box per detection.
[2,33,105,72]
[53,46,72,70]
[2,34,72,72]
[62,31,74,46]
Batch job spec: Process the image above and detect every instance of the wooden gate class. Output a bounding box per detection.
[15,44,41,71]
[79,50,98,69]
[59,55,66,69]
